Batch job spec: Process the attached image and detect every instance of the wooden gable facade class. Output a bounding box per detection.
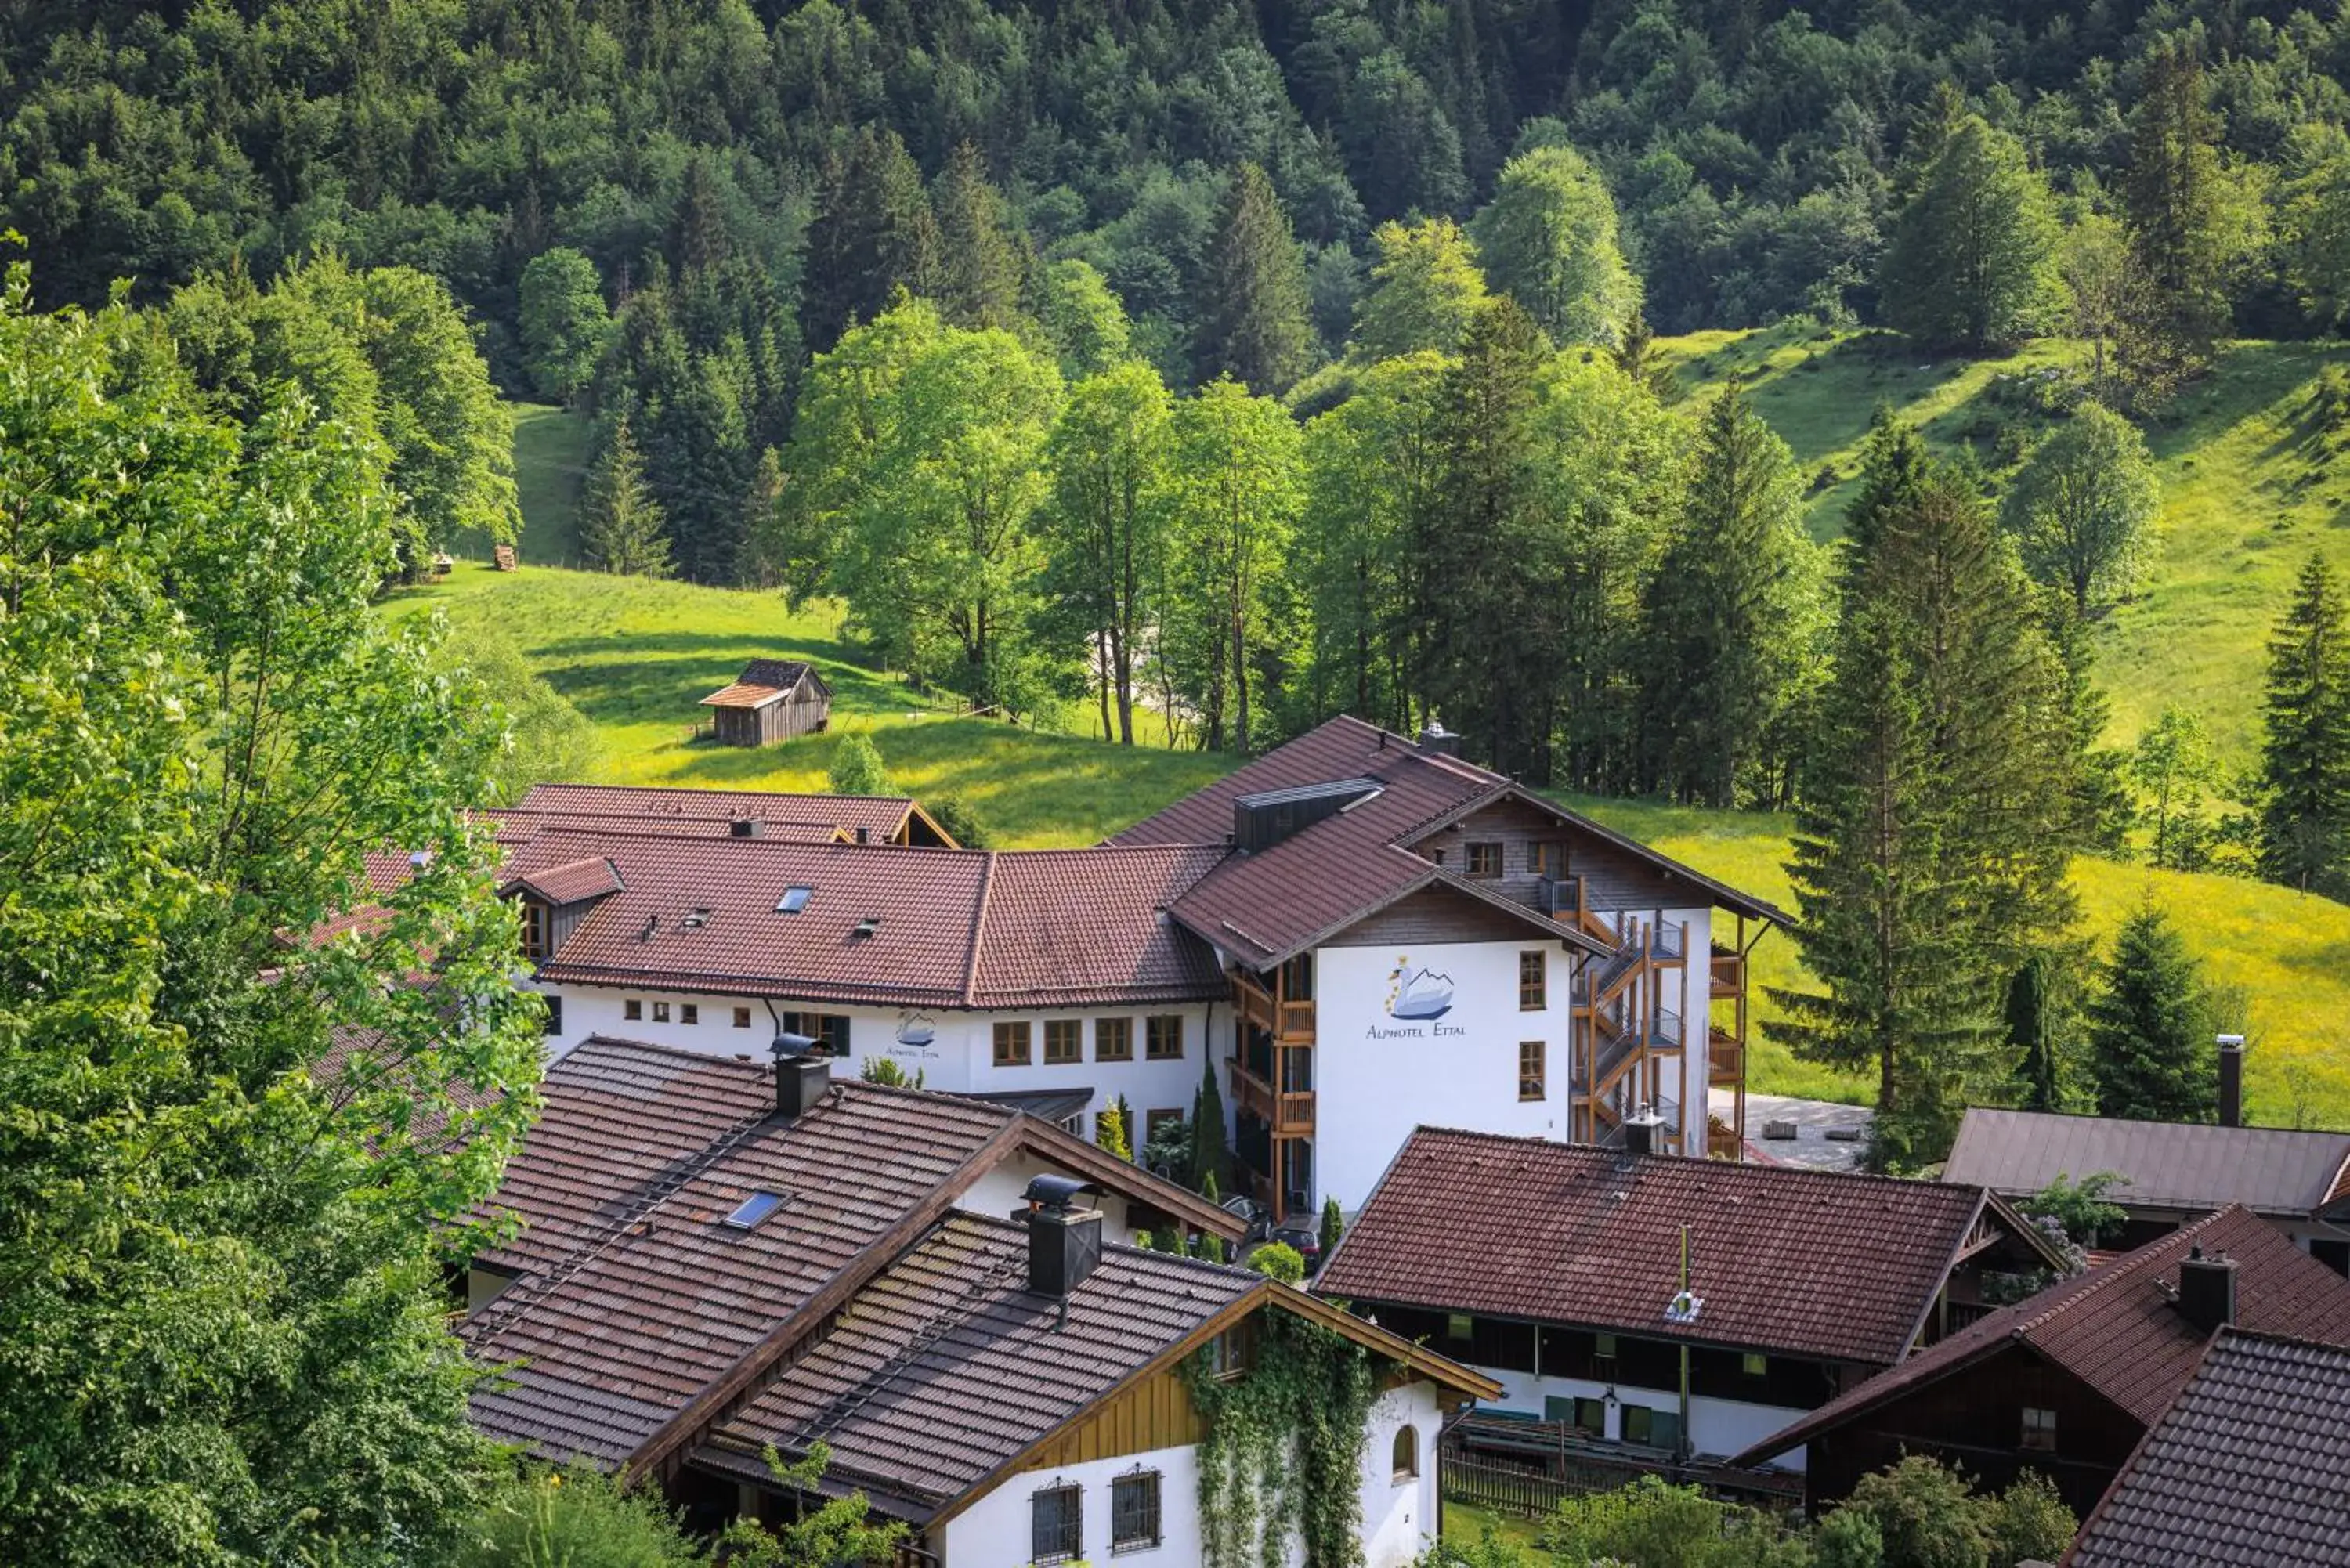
[703,659,833,748]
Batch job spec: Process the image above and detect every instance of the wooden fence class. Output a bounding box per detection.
[1440,1427,1805,1521]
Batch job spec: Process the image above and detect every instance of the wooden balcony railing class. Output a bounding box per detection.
[1708,1026,1744,1085]
[1709,945,1744,997]
[1231,1058,1315,1135]
[1232,973,1314,1041]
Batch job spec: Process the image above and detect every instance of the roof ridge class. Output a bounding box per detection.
[566,1033,773,1078]
[961,850,999,1007]
[1406,1124,1981,1200]
[1966,1105,2350,1139]
[2011,1205,2242,1338]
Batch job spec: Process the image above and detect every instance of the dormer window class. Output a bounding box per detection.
[520,900,549,959]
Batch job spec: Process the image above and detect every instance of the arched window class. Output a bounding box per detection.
[1392,1424,1419,1482]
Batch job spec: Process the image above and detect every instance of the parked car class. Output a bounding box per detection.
[1270,1223,1323,1274]
[1221,1194,1272,1246]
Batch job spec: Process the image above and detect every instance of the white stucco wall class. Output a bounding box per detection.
[536,981,1207,1131]
[1311,939,1579,1212]
[1479,1366,1807,1471]
[935,1382,1445,1567]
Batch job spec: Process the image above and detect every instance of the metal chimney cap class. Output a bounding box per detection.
[768,1031,818,1060]
[1024,1173,1097,1212]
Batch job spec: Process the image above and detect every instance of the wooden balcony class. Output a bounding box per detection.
[1231,973,1314,1042]
[1231,1058,1315,1136]
[1710,945,1744,998]
[1708,1026,1744,1085]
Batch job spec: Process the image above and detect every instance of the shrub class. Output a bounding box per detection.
[827,734,893,795]
[923,792,993,847]
[1249,1242,1306,1283]
[453,1465,704,1568]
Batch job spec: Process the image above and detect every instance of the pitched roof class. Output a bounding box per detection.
[2066,1330,2350,1568]
[1313,1125,2037,1365]
[701,659,826,710]
[502,826,1227,1010]
[1112,716,1781,966]
[1944,1108,2350,1219]
[463,1038,1238,1469]
[696,1213,1257,1517]
[515,782,913,842]
[1731,1205,2350,1466]
[503,854,624,907]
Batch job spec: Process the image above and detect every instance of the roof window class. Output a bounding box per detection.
[852,916,882,939]
[681,906,711,929]
[775,886,813,914]
[721,1190,790,1230]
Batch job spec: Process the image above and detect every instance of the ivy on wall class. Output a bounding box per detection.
[1184,1314,1382,1568]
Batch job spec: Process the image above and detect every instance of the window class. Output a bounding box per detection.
[1623,1404,1679,1451]
[1145,1108,1184,1149]
[1044,1019,1083,1064]
[1465,842,1502,878]
[2313,1238,2350,1277]
[680,1003,699,1026]
[1278,952,1314,1002]
[1031,1483,1082,1564]
[721,1190,788,1230]
[1095,1017,1133,1061]
[624,999,642,1021]
[993,1021,1032,1067]
[1531,841,1564,877]
[1146,1015,1184,1060]
[1444,1312,1473,1344]
[1202,1325,1254,1379]
[1519,950,1546,1010]
[1111,1470,1162,1552]
[521,901,549,959]
[1519,1041,1546,1101]
[1742,1352,1768,1378]
[1594,1331,1618,1361]
[652,1001,671,1023]
[774,886,812,914]
[732,1006,751,1029]
[542,995,563,1036]
[782,1013,851,1057]
[1546,1396,1606,1436]
[1390,1425,1419,1483]
[2021,1407,2057,1453]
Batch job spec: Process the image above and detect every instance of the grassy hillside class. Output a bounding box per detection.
[395,560,2350,1131]
[1659,327,2350,762]
[507,402,592,566]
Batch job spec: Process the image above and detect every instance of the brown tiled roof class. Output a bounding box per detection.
[1314,1126,2030,1365]
[502,826,1227,1009]
[503,854,624,906]
[486,807,849,845]
[2066,1330,2350,1568]
[1112,716,1780,966]
[517,783,913,841]
[464,1038,1240,1469]
[697,1214,1256,1516]
[1732,1205,2350,1466]
[1945,1108,2350,1219]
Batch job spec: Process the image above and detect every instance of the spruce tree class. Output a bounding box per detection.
[931,141,1025,334]
[1196,162,1315,396]
[2088,904,2215,1122]
[1772,437,2078,1169]
[1878,114,2065,352]
[2257,553,2350,898]
[803,125,938,352]
[2120,39,2234,383]
[578,416,673,578]
[2005,952,2063,1112]
[1640,382,1822,807]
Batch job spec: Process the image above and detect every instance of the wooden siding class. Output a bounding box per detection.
[1420,799,1692,916]
[714,685,830,747]
[1325,882,1547,948]
[1017,1362,1207,1470]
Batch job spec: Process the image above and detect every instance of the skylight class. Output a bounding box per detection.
[775,886,812,914]
[721,1190,788,1230]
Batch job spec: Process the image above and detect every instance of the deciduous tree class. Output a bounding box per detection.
[1878,115,2065,352]
[519,247,613,406]
[2001,402,2160,612]
[1041,360,1173,744]
[1470,144,1641,347]
[1350,218,1491,361]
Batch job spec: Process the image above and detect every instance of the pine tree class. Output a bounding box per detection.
[1771,437,2079,1169]
[1878,114,2065,352]
[1196,163,1315,396]
[931,141,1025,334]
[578,416,673,578]
[1640,382,1822,806]
[2089,904,2214,1122]
[2257,553,2350,898]
[2120,39,2235,383]
[803,126,938,352]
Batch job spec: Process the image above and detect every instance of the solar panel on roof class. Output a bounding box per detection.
[721,1190,788,1230]
[776,886,812,913]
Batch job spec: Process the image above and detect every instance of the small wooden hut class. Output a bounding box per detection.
[698,659,833,747]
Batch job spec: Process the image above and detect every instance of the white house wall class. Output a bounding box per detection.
[935,1381,1445,1568]
[1311,939,1580,1212]
[535,981,1209,1133]
[1477,1366,1808,1472]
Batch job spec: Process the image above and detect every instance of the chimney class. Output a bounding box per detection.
[768,1035,830,1120]
[2218,1035,2245,1128]
[1023,1174,1104,1302]
[1622,1104,1668,1158]
[1417,721,1460,758]
[730,816,765,839]
[2176,1245,2238,1334]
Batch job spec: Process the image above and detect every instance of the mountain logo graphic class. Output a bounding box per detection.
[1384,956,1455,1021]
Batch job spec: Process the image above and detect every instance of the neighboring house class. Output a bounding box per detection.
[1112,717,1788,1212]
[474,717,1788,1224]
[1943,1107,2350,1274]
[1311,1123,2069,1472]
[2063,1328,2350,1568]
[463,1035,1495,1566]
[698,659,833,747]
[1730,1205,2350,1518]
